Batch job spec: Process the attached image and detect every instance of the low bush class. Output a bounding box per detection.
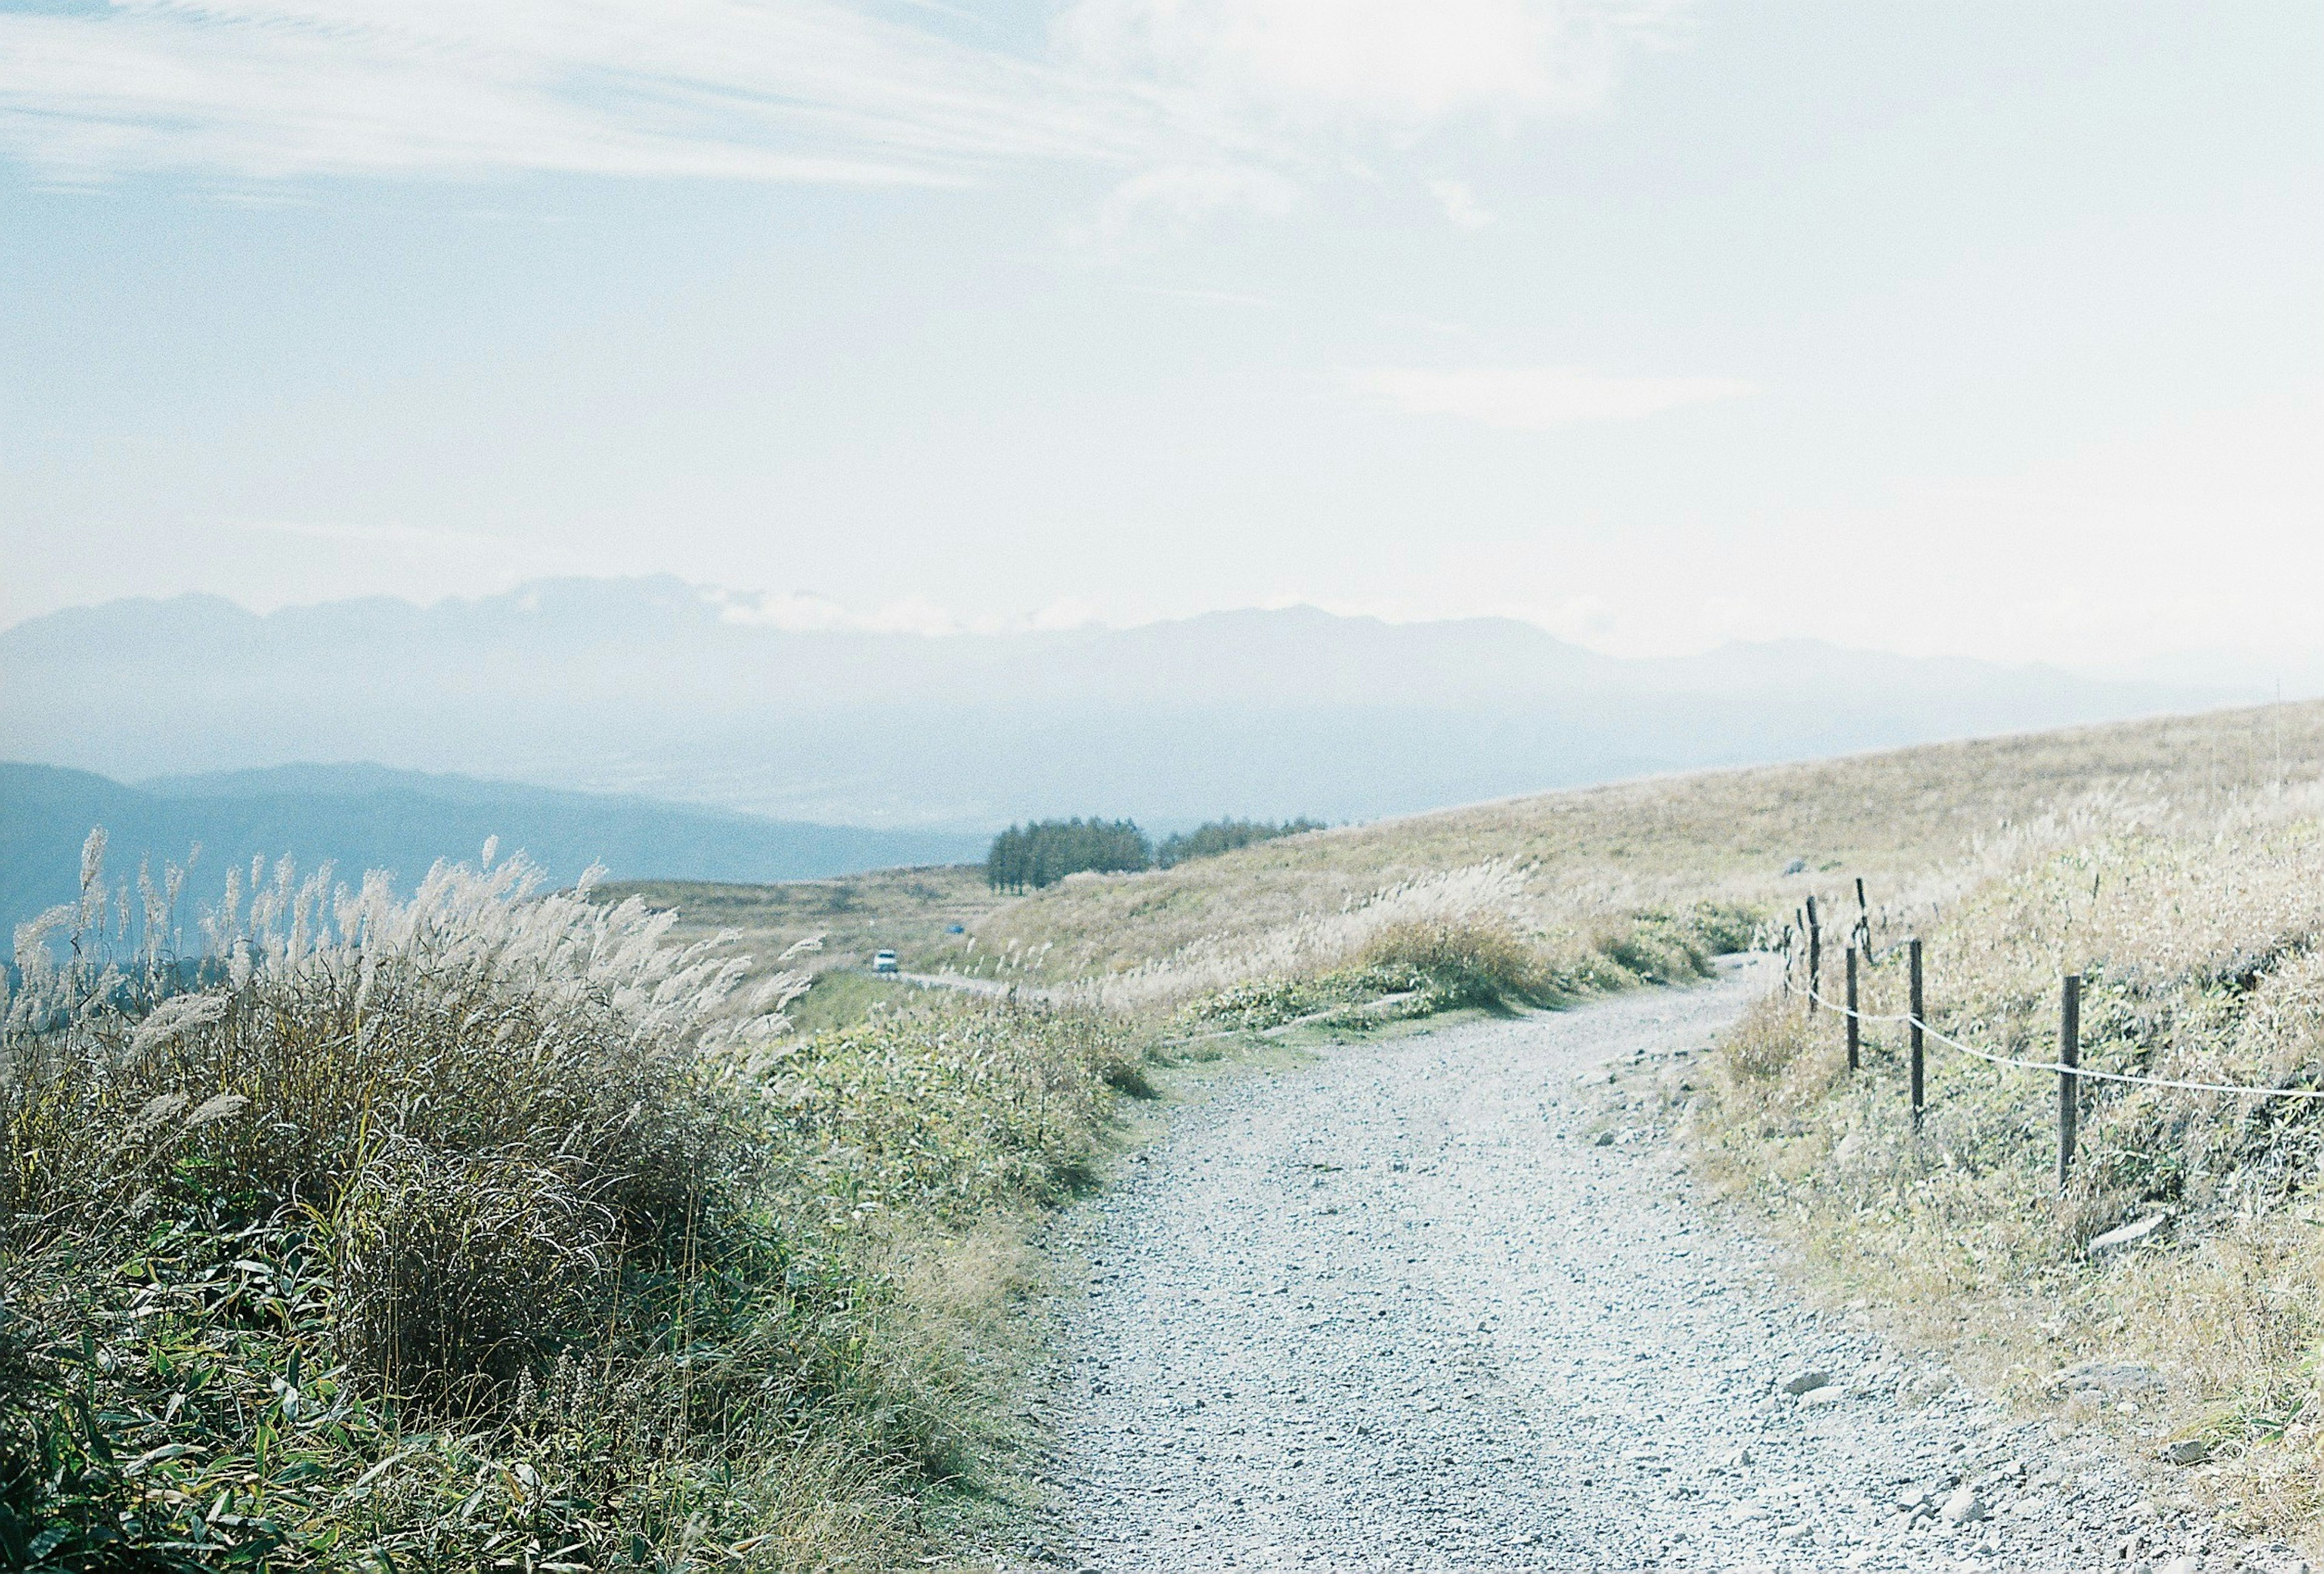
[1175,901,1760,1035]
[1356,917,1548,1008]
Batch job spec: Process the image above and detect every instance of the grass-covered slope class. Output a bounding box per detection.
[957,698,2324,1544]
[1693,793,2324,1544]
[962,700,2324,999]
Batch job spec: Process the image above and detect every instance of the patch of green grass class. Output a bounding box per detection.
[786,967,919,1035]
[1170,903,1753,1039]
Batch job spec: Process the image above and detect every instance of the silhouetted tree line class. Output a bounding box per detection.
[985,815,1325,889]
[985,818,1152,891]
[1157,817,1325,869]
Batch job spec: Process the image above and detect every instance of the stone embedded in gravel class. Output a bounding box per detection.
[2053,1359,2166,1398]
[2158,1557,2201,1574]
[1900,1369,1955,1405]
[1781,1370,1833,1396]
[1797,1385,1843,1408]
[2087,1213,2169,1257]
[1940,1486,1987,1524]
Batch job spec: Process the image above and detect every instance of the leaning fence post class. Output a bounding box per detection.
[2058,973,2081,1189]
[1845,943,1860,1072]
[1908,938,1925,1129]
[1807,897,1822,1016]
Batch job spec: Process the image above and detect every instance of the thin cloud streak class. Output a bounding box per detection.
[0,0,1167,185]
[1351,365,1756,429]
[0,1,1675,189]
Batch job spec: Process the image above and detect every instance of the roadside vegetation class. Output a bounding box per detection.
[1,840,1144,1571]
[1694,785,2324,1545]
[959,703,2324,992]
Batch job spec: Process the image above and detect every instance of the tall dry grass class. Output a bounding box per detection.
[2,835,1142,1571]
[1693,782,2324,1546]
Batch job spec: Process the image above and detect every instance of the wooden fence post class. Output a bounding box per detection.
[1845,944,1860,1072]
[1807,897,1822,1016]
[1908,938,1925,1129]
[2058,973,2081,1190]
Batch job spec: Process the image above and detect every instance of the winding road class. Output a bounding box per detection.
[1032,960,2287,1573]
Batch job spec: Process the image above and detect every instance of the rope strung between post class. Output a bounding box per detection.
[1800,981,2324,1101]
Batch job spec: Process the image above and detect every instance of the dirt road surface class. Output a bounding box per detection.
[1034,961,2294,1573]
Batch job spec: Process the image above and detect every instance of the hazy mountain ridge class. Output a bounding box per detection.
[1,578,2240,827]
[0,760,987,941]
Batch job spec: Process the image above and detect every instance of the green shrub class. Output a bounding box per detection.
[1357,918,1549,1009]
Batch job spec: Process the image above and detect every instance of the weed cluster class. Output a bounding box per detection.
[1173,902,1758,1035]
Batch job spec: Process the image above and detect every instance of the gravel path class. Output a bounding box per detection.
[1036,960,2302,1573]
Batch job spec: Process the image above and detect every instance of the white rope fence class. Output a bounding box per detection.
[1800,979,2324,1102]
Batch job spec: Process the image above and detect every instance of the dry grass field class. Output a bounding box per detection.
[576,699,2324,1555]
[600,862,1003,975]
[965,702,2324,998]
[598,864,1008,1031]
[1693,782,2324,1548]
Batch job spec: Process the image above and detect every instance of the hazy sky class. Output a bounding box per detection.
[3,1,2318,672]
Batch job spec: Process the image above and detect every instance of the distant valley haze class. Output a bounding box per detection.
[0,759,986,943]
[2,579,2247,889]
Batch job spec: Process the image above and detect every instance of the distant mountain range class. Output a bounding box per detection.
[1,576,2243,831]
[0,760,986,941]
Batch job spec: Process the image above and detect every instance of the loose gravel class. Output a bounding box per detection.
[1029,960,2308,1573]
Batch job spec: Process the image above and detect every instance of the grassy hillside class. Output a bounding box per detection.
[1692,788,2324,1547]
[594,866,1007,1033]
[954,697,2324,1549]
[597,864,1001,976]
[962,702,2324,1003]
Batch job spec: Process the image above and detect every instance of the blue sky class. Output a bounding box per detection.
[2,1,2318,675]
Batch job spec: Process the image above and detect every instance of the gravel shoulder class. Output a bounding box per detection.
[1029,960,2303,1573]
